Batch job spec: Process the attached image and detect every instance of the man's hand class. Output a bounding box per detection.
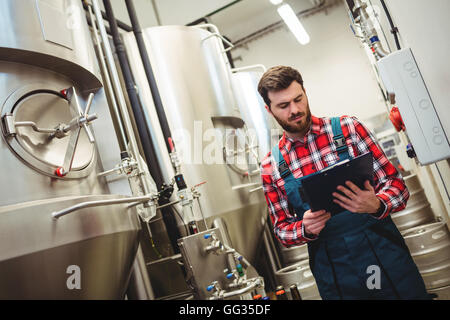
[303,209,331,237]
[332,180,381,214]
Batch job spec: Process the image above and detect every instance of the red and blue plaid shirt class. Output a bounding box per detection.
[261,115,409,247]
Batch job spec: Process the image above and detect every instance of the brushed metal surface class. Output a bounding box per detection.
[275,260,321,300]
[0,63,108,206]
[231,70,281,159]
[122,25,267,255]
[122,26,272,298]
[0,195,140,299]
[278,244,309,267]
[402,222,450,289]
[428,285,450,300]
[0,1,142,299]
[392,203,435,231]
[2,84,95,176]
[178,228,230,300]
[0,0,101,90]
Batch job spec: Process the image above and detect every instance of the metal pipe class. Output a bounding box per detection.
[124,0,174,154]
[87,4,128,149]
[14,121,57,134]
[102,0,164,188]
[101,1,183,253]
[156,199,181,210]
[82,0,133,32]
[373,42,389,58]
[91,0,143,177]
[150,0,162,26]
[51,195,153,219]
[262,224,282,275]
[379,0,401,50]
[185,0,242,25]
[145,253,182,266]
[209,278,262,300]
[232,0,328,49]
[231,64,267,73]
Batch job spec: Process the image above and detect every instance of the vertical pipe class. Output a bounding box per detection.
[91,0,142,175]
[87,4,127,150]
[124,0,173,154]
[101,0,164,188]
[101,0,182,252]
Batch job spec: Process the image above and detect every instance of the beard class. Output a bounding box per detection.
[273,104,312,136]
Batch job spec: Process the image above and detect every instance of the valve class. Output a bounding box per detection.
[206,281,222,297]
[389,106,405,132]
[53,87,97,177]
[406,143,416,158]
[236,263,245,277]
[204,232,224,255]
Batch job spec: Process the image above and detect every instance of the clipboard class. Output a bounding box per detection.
[299,152,374,215]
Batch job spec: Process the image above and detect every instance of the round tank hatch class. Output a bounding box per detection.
[1,84,96,179]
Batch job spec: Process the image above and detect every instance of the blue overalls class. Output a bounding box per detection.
[272,117,430,300]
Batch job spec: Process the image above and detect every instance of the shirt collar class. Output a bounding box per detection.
[280,115,322,151]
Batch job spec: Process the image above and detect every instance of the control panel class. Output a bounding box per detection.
[377,48,450,165]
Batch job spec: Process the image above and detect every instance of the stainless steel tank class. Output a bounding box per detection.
[0,0,140,299]
[274,260,321,300]
[402,222,450,290]
[123,25,268,262]
[391,174,436,231]
[230,68,281,159]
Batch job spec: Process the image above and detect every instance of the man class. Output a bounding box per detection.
[259,66,429,299]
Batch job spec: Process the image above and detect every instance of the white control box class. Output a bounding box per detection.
[377,48,450,165]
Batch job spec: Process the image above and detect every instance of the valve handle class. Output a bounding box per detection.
[389,106,405,132]
[55,167,66,177]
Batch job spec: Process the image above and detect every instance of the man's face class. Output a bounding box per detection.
[266,81,311,136]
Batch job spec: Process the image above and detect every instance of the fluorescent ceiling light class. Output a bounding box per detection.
[277,3,310,45]
[270,0,283,5]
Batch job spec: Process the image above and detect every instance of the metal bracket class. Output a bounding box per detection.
[334,136,346,148]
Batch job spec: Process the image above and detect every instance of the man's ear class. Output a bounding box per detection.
[265,105,273,115]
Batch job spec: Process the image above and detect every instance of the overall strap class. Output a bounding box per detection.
[271,144,309,213]
[271,145,292,179]
[331,117,350,161]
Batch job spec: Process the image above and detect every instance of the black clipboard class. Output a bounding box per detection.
[299,152,374,215]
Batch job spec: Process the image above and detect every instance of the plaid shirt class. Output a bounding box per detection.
[261,115,409,247]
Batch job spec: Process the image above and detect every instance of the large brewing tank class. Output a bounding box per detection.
[122,25,268,266]
[0,0,140,298]
[230,69,281,159]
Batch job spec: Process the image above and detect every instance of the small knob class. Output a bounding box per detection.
[55,167,66,177]
[236,264,244,277]
[206,285,215,292]
[226,273,234,279]
[204,234,212,239]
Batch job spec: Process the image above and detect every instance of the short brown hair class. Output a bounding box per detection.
[257,66,304,107]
